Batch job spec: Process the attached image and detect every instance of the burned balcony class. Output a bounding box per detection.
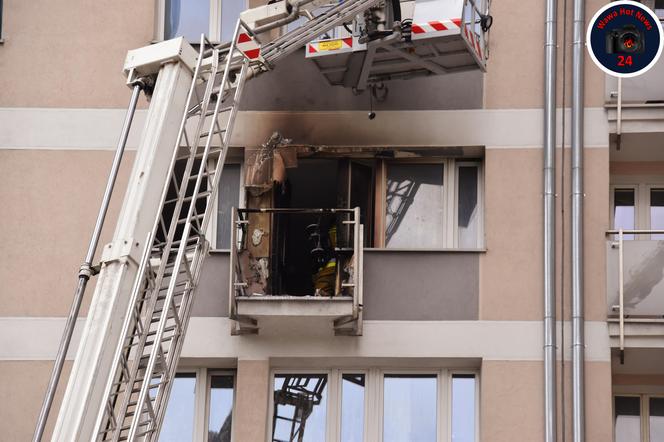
[229,207,364,336]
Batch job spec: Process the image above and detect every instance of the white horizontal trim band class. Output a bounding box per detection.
[0,317,610,362]
[0,107,609,150]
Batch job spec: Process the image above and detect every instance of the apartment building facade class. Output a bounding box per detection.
[2,0,664,441]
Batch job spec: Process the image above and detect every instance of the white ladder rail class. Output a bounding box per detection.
[95,21,253,441]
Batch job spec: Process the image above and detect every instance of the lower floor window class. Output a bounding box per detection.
[615,394,664,442]
[160,369,235,442]
[270,369,478,442]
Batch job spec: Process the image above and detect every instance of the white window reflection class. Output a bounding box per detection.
[614,189,636,240]
[650,189,664,240]
[386,164,444,249]
[341,374,365,442]
[165,0,210,42]
[208,374,234,442]
[451,374,476,442]
[160,373,196,442]
[615,396,641,442]
[383,374,437,442]
[272,374,328,442]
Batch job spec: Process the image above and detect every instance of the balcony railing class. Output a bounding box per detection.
[606,229,664,361]
[228,207,364,335]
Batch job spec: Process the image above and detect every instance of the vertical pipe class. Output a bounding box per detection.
[572,0,586,439]
[544,0,558,440]
[32,84,142,442]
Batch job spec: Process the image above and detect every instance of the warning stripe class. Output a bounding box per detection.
[236,32,262,61]
[411,18,461,36]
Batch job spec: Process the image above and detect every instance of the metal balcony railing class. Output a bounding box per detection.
[228,207,364,335]
[606,229,664,360]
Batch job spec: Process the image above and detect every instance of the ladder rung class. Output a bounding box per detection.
[164,190,212,205]
[200,128,227,139]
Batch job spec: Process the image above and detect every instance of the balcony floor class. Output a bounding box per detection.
[236,295,354,318]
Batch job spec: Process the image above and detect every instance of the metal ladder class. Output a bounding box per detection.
[95,22,255,441]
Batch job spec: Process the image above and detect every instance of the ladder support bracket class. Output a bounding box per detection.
[100,238,142,266]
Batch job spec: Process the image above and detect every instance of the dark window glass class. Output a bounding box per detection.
[650,397,664,442]
[614,189,636,240]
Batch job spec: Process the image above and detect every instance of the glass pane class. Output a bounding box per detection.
[614,396,641,442]
[341,374,365,442]
[651,189,664,240]
[160,373,196,442]
[650,397,664,442]
[221,0,246,42]
[614,189,636,240]
[216,164,241,249]
[457,166,479,248]
[208,375,234,442]
[383,374,437,442]
[165,0,210,42]
[385,164,444,249]
[451,374,476,442]
[273,374,327,442]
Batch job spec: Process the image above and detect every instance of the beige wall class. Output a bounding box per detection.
[0,361,70,441]
[480,147,609,321]
[233,360,269,442]
[0,0,153,108]
[484,0,606,109]
[0,150,133,316]
[482,360,612,442]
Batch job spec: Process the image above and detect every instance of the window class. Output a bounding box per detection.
[614,394,664,442]
[160,369,235,442]
[272,374,328,442]
[610,183,664,240]
[270,369,479,442]
[382,160,483,249]
[160,0,247,43]
[215,163,242,249]
[383,374,438,441]
[161,373,197,442]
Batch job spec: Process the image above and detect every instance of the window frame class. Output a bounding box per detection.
[610,177,664,240]
[155,0,248,43]
[161,368,236,441]
[377,158,484,250]
[613,393,664,442]
[268,368,480,442]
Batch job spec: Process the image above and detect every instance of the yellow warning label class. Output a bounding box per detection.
[318,40,343,51]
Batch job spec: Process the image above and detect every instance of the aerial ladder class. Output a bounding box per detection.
[33,1,491,441]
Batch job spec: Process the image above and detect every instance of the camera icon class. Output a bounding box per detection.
[606,24,645,54]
